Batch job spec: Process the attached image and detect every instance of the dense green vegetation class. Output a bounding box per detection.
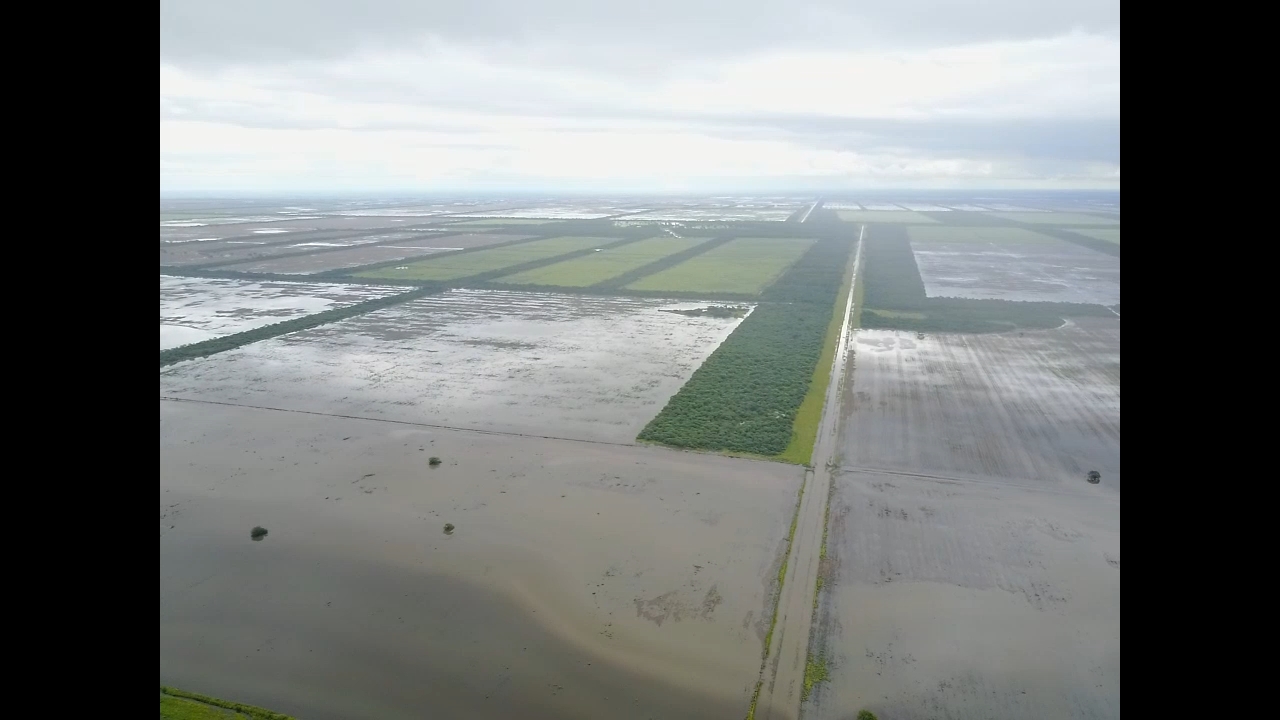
[638,235,853,456]
[626,237,814,295]
[861,225,1114,332]
[160,286,439,368]
[160,687,295,720]
[990,211,1119,226]
[802,653,830,700]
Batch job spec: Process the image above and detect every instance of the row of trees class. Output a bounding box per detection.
[638,235,854,455]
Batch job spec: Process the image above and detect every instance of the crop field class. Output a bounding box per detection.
[836,210,939,224]
[632,207,799,222]
[159,276,403,350]
[990,211,1119,225]
[806,319,1120,720]
[907,226,1121,305]
[625,237,813,295]
[217,233,531,275]
[160,289,750,443]
[638,235,852,456]
[1069,228,1121,244]
[493,236,706,287]
[354,236,607,281]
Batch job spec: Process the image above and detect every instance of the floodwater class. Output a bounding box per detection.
[160,399,803,720]
[224,233,531,275]
[160,289,750,443]
[911,237,1120,305]
[808,318,1120,720]
[159,276,403,350]
[839,319,1121,489]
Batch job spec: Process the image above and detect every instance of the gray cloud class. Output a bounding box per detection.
[161,0,1119,70]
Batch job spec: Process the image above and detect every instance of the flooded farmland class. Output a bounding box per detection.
[160,399,803,720]
[161,289,752,443]
[159,276,404,350]
[807,318,1120,720]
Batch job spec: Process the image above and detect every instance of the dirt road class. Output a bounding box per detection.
[753,226,862,720]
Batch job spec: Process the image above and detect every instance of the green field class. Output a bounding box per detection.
[447,218,558,226]
[906,226,1062,244]
[990,211,1119,225]
[1070,228,1121,244]
[160,687,294,720]
[494,236,705,287]
[355,237,606,281]
[625,237,813,295]
[836,210,940,224]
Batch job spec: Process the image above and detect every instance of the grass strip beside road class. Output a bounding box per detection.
[160,687,295,720]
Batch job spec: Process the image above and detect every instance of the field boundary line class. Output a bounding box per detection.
[159,396,802,468]
[838,464,1120,499]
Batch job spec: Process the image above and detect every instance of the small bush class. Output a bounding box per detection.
[250,526,268,540]
[428,456,442,466]
[857,711,879,720]
[443,523,455,535]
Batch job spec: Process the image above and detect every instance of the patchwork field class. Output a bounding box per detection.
[355,237,607,281]
[990,211,1119,225]
[159,276,403,350]
[836,210,939,224]
[907,226,1121,305]
[219,234,531,275]
[494,236,707,287]
[160,289,750,443]
[161,400,802,720]
[450,218,560,226]
[625,237,813,295]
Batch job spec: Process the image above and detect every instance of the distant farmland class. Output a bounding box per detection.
[355,236,606,281]
[494,236,706,287]
[626,237,813,295]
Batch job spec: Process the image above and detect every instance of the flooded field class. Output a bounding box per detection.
[908,227,1121,305]
[160,400,803,720]
[806,318,1121,720]
[839,320,1120,488]
[160,276,404,350]
[160,289,750,443]
[220,234,532,275]
[808,468,1119,720]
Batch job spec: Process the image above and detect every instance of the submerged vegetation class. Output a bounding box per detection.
[638,235,853,458]
[250,526,268,540]
[802,653,830,700]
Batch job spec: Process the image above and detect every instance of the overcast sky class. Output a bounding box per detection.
[159,1,1120,193]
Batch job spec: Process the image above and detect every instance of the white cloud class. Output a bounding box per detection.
[160,27,1119,192]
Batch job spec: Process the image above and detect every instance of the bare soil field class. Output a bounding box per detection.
[160,276,404,350]
[908,227,1121,306]
[838,319,1120,489]
[219,233,533,275]
[159,289,750,443]
[160,399,803,720]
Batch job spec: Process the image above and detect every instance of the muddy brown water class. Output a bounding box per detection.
[160,399,803,720]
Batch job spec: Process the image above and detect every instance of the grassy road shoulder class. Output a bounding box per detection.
[160,687,295,720]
